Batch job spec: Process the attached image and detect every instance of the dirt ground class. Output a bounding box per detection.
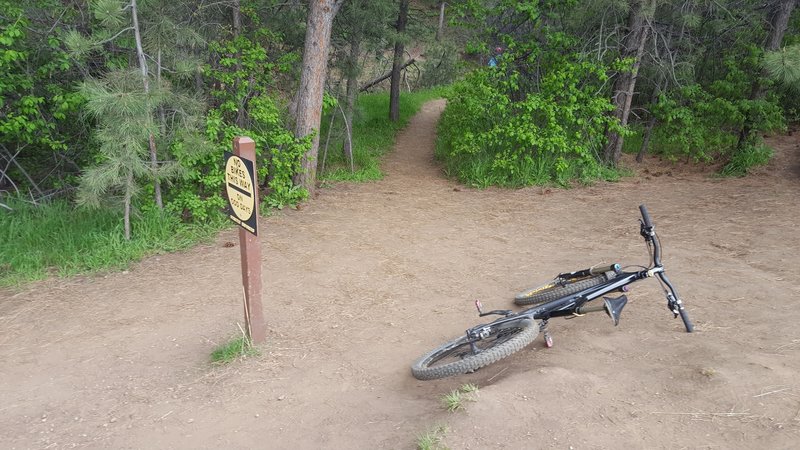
[2,99,800,449]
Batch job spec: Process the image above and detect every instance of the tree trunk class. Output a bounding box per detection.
[736,0,797,150]
[292,0,343,194]
[636,69,669,163]
[232,0,247,128]
[389,0,410,122]
[232,0,242,37]
[343,35,360,163]
[637,17,686,164]
[766,0,796,51]
[603,0,655,166]
[157,49,166,136]
[123,170,133,240]
[131,0,162,209]
[636,116,657,163]
[436,2,446,41]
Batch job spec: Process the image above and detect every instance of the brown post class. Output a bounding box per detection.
[233,137,266,344]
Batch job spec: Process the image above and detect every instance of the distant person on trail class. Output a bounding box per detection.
[488,46,504,67]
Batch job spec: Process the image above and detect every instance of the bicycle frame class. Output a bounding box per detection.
[410,205,694,381]
[465,204,693,343]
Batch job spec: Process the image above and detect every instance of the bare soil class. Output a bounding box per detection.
[2,100,800,449]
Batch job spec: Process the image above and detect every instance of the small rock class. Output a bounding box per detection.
[277,395,286,401]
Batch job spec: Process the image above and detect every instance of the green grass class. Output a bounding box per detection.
[0,198,222,287]
[416,425,448,450]
[438,146,623,189]
[210,335,259,365]
[720,143,773,176]
[459,382,479,394]
[441,389,464,412]
[621,123,742,167]
[319,88,448,182]
[440,383,479,412]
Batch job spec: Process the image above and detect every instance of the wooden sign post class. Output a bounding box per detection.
[224,137,266,344]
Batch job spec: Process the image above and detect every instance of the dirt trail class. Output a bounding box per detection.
[2,100,800,449]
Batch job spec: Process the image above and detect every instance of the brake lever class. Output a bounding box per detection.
[640,219,654,240]
[666,293,679,318]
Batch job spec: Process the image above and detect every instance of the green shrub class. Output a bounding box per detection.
[168,33,310,220]
[435,54,619,187]
[646,53,784,173]
[720,143,773,176]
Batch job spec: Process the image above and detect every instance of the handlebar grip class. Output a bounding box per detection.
[679,307,694,333]
[639,204,653,228]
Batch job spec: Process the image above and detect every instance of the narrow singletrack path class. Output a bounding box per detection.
[2,101,799,449]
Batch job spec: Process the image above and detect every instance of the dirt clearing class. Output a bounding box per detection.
[2,100,799,449]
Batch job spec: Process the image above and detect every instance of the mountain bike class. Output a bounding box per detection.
[411,205,693,381]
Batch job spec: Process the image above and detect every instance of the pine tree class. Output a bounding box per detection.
[77,71,172,240]
[68,0,205,239]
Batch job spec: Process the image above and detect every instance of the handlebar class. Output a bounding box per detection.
[639,204,693,333]
[639,204,653,229]
[639,204,662,267]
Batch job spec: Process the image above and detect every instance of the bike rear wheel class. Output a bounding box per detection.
[411,318,538,380]
[514,275,607,306]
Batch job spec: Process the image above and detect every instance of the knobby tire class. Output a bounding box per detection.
[411,318,538,381]
[514,275,607,306]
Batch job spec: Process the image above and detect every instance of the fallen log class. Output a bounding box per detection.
[359,58,416,92]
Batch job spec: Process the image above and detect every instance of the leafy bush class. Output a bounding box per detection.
[650,85,741,162]
[435,47,619,187]
[168,33,310,220]
[648,54,785,172]
[0,2,88,193]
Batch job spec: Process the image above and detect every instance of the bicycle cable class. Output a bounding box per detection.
[653,235,672,296]
[655,233,664,260]
[657,277,670,295]
[645,238,654,267]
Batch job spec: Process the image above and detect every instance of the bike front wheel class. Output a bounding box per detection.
[411,318,538,380]
[514,275,607,306]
